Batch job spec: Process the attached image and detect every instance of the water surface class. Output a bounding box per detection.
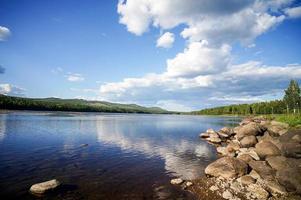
[0,111,240,199]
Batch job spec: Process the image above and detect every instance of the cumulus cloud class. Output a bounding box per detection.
[109,0,301,111]
[156,32,175,48]
[0,84,25,96]
[284,6,301,18]
[0,26,11,41]
[0,66,5,74]
[166,41,231,77]
[66,73,85,82]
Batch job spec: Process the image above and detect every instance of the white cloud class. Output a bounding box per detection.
[66,73,85,82]
[0,26,10,41]
[166,41,231,77]
[0,84,25,96]
[110,0,301,111]
[156,32,175,48]
[284,6,301,18]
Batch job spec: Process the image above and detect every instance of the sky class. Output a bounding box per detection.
[0,0,301,111]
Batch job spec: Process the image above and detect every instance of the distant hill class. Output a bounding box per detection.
[0,95,171,114]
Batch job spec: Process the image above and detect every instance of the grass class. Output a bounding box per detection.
[272,114,301,127]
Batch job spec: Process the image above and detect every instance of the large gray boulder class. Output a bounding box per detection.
[240,135,257,148]
[255,141,281,159]
[249,160,276,181]
[279,130,301,158]
[276,168,301,194]
[29,179,61,195]
[266,156,301,171]
[265,121,288,136]
[205,156,248,179]
[235,122,262,140]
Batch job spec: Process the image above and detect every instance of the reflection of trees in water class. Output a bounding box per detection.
[0,115,6,141]
[95,116,216,180]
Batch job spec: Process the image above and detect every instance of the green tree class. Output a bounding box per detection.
[283,80,301,114]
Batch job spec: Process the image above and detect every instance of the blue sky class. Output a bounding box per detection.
[1,0,301,111]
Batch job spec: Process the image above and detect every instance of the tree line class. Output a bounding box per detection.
[192,80,301,115]
[0,95,171,114]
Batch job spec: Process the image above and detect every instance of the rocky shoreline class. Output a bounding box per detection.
[193,117,301,200]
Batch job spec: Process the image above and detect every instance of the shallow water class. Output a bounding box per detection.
[0,111,240,200]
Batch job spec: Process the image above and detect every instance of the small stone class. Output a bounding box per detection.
[29,179,61,195]
[185,181,193,187]
[170,178,183,185]
[209,185,219,191]
[247,184,269,200]
[222,190,233,199]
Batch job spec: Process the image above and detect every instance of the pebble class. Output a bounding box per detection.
[170,178,183,185]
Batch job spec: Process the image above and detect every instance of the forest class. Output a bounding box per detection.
[192,80,301,115]
[0,95,171,114]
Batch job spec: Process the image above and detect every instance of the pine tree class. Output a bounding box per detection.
[283,80,301,113]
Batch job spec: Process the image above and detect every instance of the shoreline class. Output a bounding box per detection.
[189,117,301,200]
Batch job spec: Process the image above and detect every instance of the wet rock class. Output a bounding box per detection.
[235,122,262,140]
[29,179,61,195]
[220,127,234,136]
[199,132,210,138]
[249,160,276,181]
[80,144,88,147]
[255,141,281,159]
[205,157,248,179]
[247,184,269,200]
[237,175,256,185]
[237,154,254,163]
[170,178,183,185]
[222,190,233,199]
[217,131,230,138]
[206,136,222,144]
[240,135,257,148]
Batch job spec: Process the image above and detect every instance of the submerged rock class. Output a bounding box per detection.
[29,179,61,195]
[205,157,248,179]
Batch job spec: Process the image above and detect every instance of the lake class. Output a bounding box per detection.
[0,111,240,200]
